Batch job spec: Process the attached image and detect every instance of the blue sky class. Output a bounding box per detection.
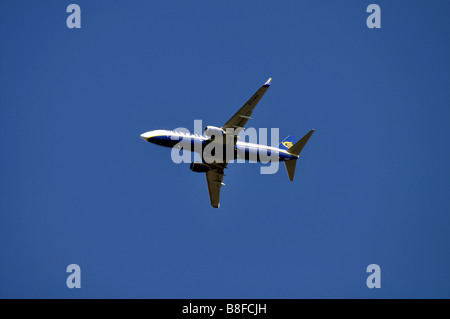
[1,1,449,298]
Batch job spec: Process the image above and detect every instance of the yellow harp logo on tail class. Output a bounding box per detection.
[282,141,293,149]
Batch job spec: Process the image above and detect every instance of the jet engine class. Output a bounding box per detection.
[190,162,211,173]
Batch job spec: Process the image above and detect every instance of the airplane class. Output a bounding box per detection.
[140,78,314,208]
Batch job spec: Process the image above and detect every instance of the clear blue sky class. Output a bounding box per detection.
[1,1,449,298]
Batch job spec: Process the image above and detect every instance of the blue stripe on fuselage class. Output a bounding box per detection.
[145,134,297,162]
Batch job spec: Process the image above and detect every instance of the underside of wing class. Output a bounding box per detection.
[221,78,271,133]
[205,165,226,208]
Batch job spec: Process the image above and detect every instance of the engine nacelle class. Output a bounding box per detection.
[204,126,225,138]
[190,162,211,173]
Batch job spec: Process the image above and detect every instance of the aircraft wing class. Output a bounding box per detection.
[221,78,272,133]
[205,165,226,208]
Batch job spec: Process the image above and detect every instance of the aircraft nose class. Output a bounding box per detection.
[140,130,166,143]
[140,132,150,141]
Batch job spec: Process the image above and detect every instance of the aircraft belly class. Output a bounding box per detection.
[235,145,282,162]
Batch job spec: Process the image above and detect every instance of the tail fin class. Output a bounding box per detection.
[284,129,315,181]
[278,136,296,150]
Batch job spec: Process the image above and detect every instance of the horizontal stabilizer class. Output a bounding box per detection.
[284,159,297,181]
[287,129,314,156]
[284,129,315,181]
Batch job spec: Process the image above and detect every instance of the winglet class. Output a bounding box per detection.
[263,78,272,87]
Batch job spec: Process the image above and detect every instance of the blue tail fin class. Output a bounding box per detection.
[278,136,296,150]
